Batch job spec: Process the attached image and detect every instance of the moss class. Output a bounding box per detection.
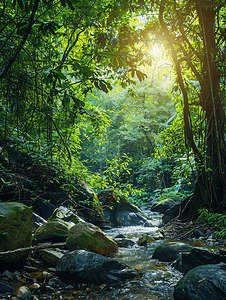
[0,202,33,264]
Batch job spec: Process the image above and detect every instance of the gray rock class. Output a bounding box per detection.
[152,242,192,262]
[174,263,226,300]
[114,238,135,248]
[0,279,15,292]
[181,247,221,271]
[151,198,176,214]
[99,189,153,227]
[56,249,141,285]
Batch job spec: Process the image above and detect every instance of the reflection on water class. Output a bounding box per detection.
[100,211,182,300]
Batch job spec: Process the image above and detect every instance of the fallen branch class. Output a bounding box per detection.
[0,242,66,257]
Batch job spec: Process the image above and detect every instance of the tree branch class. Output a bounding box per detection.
[0,242,66,257]
[0,0,40,78]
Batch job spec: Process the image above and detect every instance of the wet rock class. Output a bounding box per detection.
[66,222,118,256]
[162,204,180,224]
[115,234,126,238]
[56,249,142,285]
[0,279,15,292]
[33,198,56,221]
[190,230,205,238]
[174,262,226,300]
[48,277,66,287]
[0,202,33,264]
[33,213,47,232]
[150,198,176,214]
[114,238,135,247]
[137,232,164,246]
[48,206,85,224]
[40,249,64,267]
[152,242,192,262]
[29,282,40,291]
[33,219,73,244]
[14,286,31,298]
[1,270,15,280]
[181,247,221,271]
[23,266,38,273]
[98,189,153,227]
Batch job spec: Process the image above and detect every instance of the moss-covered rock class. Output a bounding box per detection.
[137,232,164,246]
[48,206,85,224]
[98,189,153,226]
[66,222,118,256]
[33,219,73,244]
[152,242,192,262]
[73,181,105,226]
[0,202,33,264]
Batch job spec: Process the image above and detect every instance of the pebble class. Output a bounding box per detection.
[44,285,55,293]
[14,286,31,298]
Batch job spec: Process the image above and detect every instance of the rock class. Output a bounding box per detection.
[0,202,33,264]
[137,232,164,246]
[114,238,135,248]
[0,279,15,292]
[14,286,31,298]
[66,222,118,256]
[174,262,226,300]
[162,204,180,224]
[48,206,85,224]
[137,235,155,246]
[190,230,205,238]
[1,270,15,280]
[151,198,176,214]
[29,282,40,291]
[33,198,56,220]
[98,189,153,227]
[73,181,105,226]
[33,213,47,232]
[33,219,73,244]
[181,247,221,271]
[152,242,192,262]
[40,249,64,267]
[56,249,142,285]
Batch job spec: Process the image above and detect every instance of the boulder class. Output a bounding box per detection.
[49,206,85,224]
[152,242,192,262]
[33,219,73,244]
[73,181,105,226]
[0,202,33,264]
[181,247,221,272]
[174,263,226,300]
[33,213,46,232]
[98,189,153,227]
[151,198,176,214]
[40,249,64,267]
[137,232,164,246]
[114,238,135,248]
[66,222,118,256]
[33,198,56,220]
[56,249,142,285]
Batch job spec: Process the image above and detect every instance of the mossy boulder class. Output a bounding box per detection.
[49,206,85,224]
[174,263,226,300]
[0,202,33,264]
[137,232,164,246]
[66,222,118,256]
[33,219,73,244]
[73,181,105,226]
[98,189,153,227]
[152,242,192,262]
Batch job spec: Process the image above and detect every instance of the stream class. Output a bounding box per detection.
[53,207,184,300]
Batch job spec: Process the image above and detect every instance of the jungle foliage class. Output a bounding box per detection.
[0,0,226,215]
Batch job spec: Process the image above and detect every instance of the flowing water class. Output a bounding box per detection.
[100,208,183,300]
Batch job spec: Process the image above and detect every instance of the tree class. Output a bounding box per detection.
[157,0,226,216]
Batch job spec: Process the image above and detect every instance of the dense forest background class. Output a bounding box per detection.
[0,0,226,217]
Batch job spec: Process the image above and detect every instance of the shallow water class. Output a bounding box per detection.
[101,209,182,300]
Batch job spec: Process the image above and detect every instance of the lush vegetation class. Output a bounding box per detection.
[0,0,226,218]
